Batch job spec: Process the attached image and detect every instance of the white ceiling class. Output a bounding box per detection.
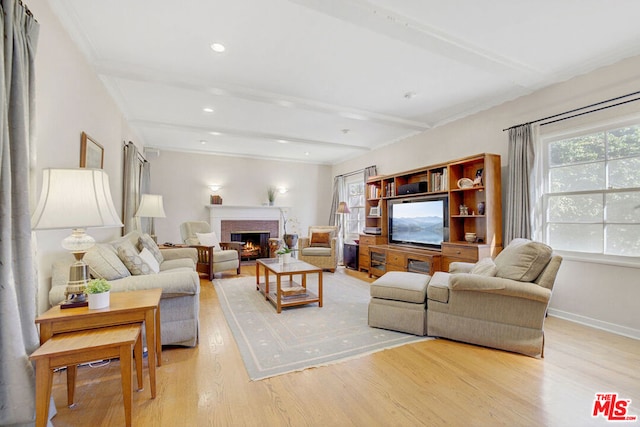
[49,0,640,165]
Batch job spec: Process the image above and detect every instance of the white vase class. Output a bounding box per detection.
[281,252,292,263]
[88,291,110,309]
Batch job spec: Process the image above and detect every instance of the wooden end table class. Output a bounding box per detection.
[35,288,162,398]
[255,258,323,313]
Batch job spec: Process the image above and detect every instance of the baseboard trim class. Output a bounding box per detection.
[548,308,640,340]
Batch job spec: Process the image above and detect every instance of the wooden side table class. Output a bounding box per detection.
[30,324,144,427]
[35,288,162,398]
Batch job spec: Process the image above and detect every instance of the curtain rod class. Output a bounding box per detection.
[123,141,148,163]
[502,90,640,132]
[336,167,367,178]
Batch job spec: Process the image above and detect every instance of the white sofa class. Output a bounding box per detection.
[50,231,201,347]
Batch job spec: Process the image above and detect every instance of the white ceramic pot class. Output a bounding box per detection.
[281,252,292,263]
[88,291,110,310]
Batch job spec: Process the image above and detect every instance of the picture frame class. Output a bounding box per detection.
[369,206,380,217]
[80,132,104,169]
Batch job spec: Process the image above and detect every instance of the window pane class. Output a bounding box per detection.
[606,192,640,223]
[549,162,605,192]
[549,133,605,166]
[608,157,640,189]
[605,224,640,256]
[607,126,640,159]
[547,224,602,252]
[547,194,602,222]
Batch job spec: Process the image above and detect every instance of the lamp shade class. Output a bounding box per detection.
[31,168,123,230]
[135,194,166,218]
[336,201,351,214]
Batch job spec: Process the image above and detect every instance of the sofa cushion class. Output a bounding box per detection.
[310,232,331,247]
[139,234,164,264]
[470,257,498,277]
[370,271,430,304]
[301,246,331,256]
[116,240,155,275]
[212,249,239,263]
[426,271,450,303]
[196,231,222,251]
[84,243,131,280]
[139,247,160,273]
[494,238,553,282]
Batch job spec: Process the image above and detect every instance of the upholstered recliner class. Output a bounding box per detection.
[180,221,243,280]
[427,238,562,357]
[297,226,338,272]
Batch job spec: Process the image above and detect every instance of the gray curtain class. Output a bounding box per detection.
[122,142,146,234]
[363,165,377,183]
[505,124,534,243]
[0,1,40,425]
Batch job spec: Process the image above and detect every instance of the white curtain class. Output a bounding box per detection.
[0,1,41,425]
[504,124,536,243]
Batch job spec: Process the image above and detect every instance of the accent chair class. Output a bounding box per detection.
[179,221,243,280]
[426,238,562,357]
[297,225,338,272]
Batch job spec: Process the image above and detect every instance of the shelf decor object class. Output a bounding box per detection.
[457,178,473,189]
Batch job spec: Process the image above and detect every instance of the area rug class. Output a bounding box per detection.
[213,273,430,380]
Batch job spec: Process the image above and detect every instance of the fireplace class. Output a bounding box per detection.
[230,231,270,260]
[221,219,280,261]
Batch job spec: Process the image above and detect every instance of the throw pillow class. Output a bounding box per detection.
[84,243,131,280]
[469,257,498,277]
[139,234,164,264]
[310,232,331,247]
[116,240,155,275]
[196,231,222,251]
[138,247,160,273]
[494,238,553,282]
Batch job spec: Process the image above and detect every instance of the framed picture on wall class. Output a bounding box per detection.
[80,132,104,168]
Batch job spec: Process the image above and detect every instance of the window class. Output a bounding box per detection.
[541,122,640,259]
[344,173,365,242]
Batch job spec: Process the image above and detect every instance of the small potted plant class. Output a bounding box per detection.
[267,187,277,206]
[276,245,292,263]
[85,278,111,309]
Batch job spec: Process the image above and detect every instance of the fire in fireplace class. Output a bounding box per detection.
[230,231,270,260]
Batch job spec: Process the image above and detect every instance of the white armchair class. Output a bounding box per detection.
[179,221,242,280]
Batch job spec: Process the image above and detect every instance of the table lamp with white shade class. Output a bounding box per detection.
[31,168,123,308]
[135,194,166,243]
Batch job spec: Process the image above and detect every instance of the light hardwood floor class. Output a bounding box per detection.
[48,266,640,426]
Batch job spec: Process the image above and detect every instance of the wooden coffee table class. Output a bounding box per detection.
[35,288,162,398]
[255,258,323,313]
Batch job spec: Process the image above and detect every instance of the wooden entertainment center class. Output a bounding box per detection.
[359,153,502,277]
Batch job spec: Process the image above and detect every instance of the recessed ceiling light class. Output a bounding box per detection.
[304,152,310,156]
[200,140,207,145]
[209,131,221,136]
[210,43,226,53]
[277,139,288,144]
[203,107,214,113]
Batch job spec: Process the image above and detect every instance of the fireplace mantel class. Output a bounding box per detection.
[206,205,290,239]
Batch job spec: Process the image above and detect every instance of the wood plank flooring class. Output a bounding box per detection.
[47,266,640,426]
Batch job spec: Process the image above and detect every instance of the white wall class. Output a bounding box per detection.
[30,0,140,314]
[148,150,332,244]
[332,55,640,338]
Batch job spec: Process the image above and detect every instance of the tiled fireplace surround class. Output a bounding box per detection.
[207,205,285,252]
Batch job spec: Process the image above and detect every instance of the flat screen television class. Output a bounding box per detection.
[388,195,449,250]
